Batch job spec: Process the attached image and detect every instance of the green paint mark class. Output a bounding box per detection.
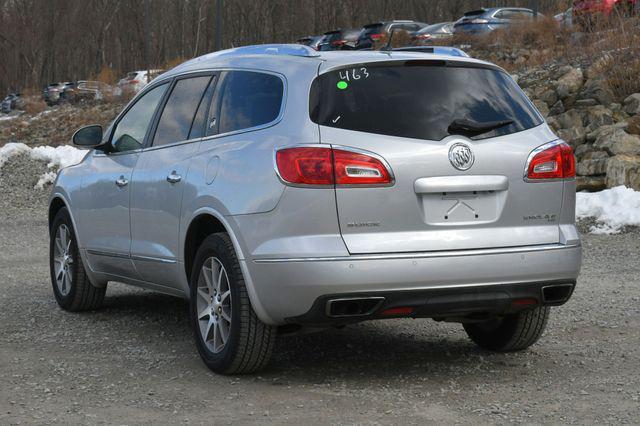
[337,81,348,90]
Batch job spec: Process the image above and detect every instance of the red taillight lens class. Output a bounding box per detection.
[275,146,393,187]
[526,142,575,180]
[130,79,140,84]
[331,40,346,46]
[276,147,334,185]
[370,33,382,40]
[333,149,392,185]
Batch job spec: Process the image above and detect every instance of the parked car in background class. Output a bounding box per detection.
[573,0,638,28]
[43,82,75,106]
[412,22,455,44]
[70,80,115,102]
[53,44,581,375]
[453,8,542,34]
[554,8,573,28]
[117,69,164,94]
[295,35,325,50]
[355,20,428,49]
[1,93,21,113]
[317,28,361,50]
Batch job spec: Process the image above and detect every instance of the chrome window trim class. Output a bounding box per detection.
[253,242,581,263]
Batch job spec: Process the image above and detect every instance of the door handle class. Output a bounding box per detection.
[115,176,129,187]
[166,171,182,184]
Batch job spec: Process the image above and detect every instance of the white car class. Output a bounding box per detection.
[116,69,164,94]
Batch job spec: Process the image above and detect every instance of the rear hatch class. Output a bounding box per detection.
[455,9,489,27]
[311,58,562,254]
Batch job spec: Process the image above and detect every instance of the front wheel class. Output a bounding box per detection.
[49,208,106,311]
[463,306,550,352]
[190,233,276,374]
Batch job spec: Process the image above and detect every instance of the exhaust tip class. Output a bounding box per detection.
[325,297,385,318]
[541,284,574,305]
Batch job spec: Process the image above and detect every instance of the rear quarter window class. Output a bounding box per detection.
[215,71,284,135]
[309,62,543,141]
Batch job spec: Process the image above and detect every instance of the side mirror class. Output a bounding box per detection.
[72,124,103,147]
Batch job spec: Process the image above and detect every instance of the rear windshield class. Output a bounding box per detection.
[464,9,486,16]
[361,24,383,36]
[309,62,542,141]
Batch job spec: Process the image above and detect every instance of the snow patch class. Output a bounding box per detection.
[576,186,640,234]
[0,142,31,169]
[0,142,87,188]
[0,113,22,121]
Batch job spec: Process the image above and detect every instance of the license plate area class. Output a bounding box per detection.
[419,190,506,225]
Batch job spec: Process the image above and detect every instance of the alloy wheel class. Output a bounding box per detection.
[196,257,232,353]
[53,224,74,296]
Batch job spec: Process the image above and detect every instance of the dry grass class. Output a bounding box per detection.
[22,98,47,115]
[160,56,190,71]
[93,66,119,85]
[373,30,414,50]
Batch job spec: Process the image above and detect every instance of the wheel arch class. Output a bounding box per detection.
[182,209,277,324]
[48,196,69,231]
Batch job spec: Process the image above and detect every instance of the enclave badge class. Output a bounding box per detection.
[448,142,474,171]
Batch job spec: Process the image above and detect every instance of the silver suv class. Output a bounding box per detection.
[49,45,581,374]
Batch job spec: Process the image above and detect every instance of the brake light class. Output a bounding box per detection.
[275,147,333,185]
[275,146,393,187]
[370,33,382,40]
[333,149,392,185]
[526,141,575,180]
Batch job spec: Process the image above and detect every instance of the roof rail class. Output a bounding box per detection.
[391,46,470,58]
[215,44,320,58]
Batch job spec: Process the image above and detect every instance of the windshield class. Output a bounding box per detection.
[309,62,542,141]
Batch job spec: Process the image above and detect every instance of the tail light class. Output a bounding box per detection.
[129,79,140,84]
[525,141,575,181]
[331,40,346,46]
[370,33,382,40]
[416,34,431,40]
[275,146,393,187]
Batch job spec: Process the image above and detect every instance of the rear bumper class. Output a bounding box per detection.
[244,243,582,325]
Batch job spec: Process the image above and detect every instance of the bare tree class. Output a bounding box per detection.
[0,0,571,94]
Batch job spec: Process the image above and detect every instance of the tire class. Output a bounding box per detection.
[463,306,550,352]
[49,208,106,311]
[189,233,276,374]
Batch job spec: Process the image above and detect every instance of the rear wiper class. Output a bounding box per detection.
[447,118,514,137]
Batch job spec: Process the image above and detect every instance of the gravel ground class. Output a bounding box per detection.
[1,155,639,425]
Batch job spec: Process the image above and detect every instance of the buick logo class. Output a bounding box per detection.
[448,143,474,171]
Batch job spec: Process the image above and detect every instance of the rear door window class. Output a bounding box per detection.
[152,76,212,147]
[310,62,542,141]
[212,71,284,135]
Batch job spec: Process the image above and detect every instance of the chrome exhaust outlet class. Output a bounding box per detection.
[541,284,575,305]
[325,297,385,318]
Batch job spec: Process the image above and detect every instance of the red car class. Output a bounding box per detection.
[573,0,637,17]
